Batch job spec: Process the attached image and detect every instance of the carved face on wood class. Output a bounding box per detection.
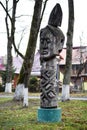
[40,29,54,60]
[40,25,65,61]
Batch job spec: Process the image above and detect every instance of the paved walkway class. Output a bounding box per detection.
[0,94,87,100]
[70,97,87,101]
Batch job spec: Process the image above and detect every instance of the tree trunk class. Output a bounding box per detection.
[62,0,74,101]
[4,0,18,93]
[5,37,13,93]
[14,0,43,106]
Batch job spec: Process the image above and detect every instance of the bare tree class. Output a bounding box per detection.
[61,0,74,101]
[0,0,20,93]
[0,0,48,105]
[14,0,48,106]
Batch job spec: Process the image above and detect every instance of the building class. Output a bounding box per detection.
[33,47,87,90]
[0,46,87,90]
[60,46,87,90]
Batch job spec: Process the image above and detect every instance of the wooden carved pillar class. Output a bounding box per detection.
[40,23,65,108]
[38,3,65,123]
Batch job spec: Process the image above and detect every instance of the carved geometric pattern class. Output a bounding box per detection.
[40,69,57,108]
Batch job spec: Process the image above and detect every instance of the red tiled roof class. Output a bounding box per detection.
[0,56,23,73]
[32,51,41,72]
[0,46,87,74]
[0,56,5,70]
[60,46,87,65]
[13,57,23,74]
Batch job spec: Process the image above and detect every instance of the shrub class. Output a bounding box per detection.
[29,76,40,92]
[0,84,5,92]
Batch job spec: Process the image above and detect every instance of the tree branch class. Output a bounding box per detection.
[39,0,48,25]
[12,41,25,59]
[0,1,12,22]
[11,0,24,59]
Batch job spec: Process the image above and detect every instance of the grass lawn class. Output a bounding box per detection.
[0,97,87,130]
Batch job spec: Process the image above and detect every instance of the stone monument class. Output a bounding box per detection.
[38,3,65,122]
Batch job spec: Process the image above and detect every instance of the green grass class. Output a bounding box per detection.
[0,98,87,130]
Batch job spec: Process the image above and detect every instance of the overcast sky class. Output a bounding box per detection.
[0,0,87,56]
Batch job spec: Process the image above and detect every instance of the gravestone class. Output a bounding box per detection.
[38,3,65,122]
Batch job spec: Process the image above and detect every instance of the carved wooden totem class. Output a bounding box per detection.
[40,4,65,108]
